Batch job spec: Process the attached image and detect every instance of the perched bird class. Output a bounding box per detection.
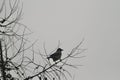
[47,48,63,62]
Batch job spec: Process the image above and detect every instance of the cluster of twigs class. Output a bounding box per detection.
[0,0,85,80]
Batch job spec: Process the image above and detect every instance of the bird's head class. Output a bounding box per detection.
[57,48,63,51]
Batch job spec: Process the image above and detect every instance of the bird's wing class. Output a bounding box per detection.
[50,52,58,57]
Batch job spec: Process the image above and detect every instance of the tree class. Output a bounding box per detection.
[0,0,86,80]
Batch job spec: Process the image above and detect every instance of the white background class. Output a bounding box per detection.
[21,0,120,80]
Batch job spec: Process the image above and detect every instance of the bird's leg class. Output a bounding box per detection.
[60,59,62,62]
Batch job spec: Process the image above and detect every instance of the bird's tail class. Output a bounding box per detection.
[47,57,50,60]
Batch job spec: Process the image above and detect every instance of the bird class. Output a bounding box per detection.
[47,48,63,62]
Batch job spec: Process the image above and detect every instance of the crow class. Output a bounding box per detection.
[47,48,63,62]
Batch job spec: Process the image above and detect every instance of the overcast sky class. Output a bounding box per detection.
[21,0,120,80]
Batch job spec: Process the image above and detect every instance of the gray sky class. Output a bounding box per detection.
[22,0,120,80]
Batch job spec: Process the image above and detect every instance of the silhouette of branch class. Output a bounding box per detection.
[24,39,85,80]
[0,40,6,80]
[0,0,86,80]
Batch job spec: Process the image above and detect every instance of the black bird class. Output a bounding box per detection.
[47,48,63,62]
